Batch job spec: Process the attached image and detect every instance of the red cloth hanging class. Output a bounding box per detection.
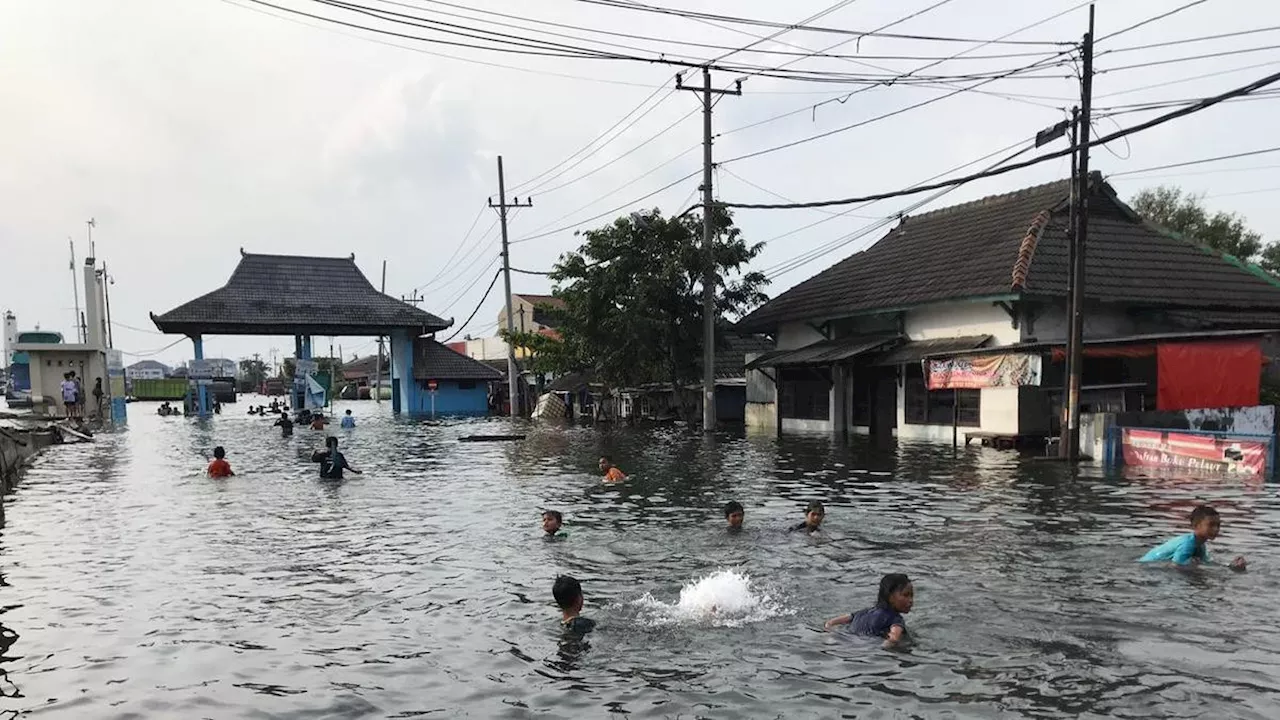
[1156,340,1263,411]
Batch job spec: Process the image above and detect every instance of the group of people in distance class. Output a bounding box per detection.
[205,406,362,480]
[544,470,1247,647]
[59,371,105,420]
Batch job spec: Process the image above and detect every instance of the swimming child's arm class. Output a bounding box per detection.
[823,614,852,630]
[883,624,905,648]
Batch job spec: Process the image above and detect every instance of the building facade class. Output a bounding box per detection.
[125,359,171,380]
[737,176,1280,443]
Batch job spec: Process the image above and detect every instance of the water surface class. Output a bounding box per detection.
[1,399,1276,718]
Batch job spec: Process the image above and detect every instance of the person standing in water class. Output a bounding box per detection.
[207,446,234,478]
[599,455,626,482]
[792,500,825,533]
[723,501,745,531]
[340,409,355,429]
[825,573,914,647]
[311,436,361,479]
[274,410,294,437]
[553,575,595,634]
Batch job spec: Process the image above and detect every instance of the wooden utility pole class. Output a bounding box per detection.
[677,67,741,433]
[1065,6,1095,461]
[490,156,533,417]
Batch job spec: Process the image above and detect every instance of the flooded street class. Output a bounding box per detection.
[2,399,1278,718]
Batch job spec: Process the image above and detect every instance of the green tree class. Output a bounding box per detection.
[549,204,768,418]
[238,357,269,392]
[1131,185,1264,260]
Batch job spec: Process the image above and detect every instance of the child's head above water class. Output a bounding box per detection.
[1190,504,1221,541]
[804,500,825,529]
[213,446,226,460]
[723,501,744,529]
[876,573,914,614]
[553,575,584,615]
[542,510,563,535]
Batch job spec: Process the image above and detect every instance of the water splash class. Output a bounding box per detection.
[630,569,789,628]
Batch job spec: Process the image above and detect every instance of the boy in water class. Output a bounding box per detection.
[723,501,745,531]
[792,500,825,533]
[341,409,356,429]
[1140,504,1246,570]
[825,573,914,647]
[311,436,362,479]
[542,510,566,538]
[274,410,294,437]
[553,575,595,634]
[599,455,626,482]
[207,446,234,478]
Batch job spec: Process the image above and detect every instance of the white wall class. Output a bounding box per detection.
[776,322,825,351]
[979,387,1020,434]
[26,349,106,416]
[904,302,1020,345]
[782,418,831,433]
[464,336,509,361]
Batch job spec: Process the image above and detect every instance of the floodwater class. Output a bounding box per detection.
[1,399,1278,719]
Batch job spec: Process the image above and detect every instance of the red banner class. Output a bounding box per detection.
[1157,340,1262,411]
[1121,428,1268,475]
[927,353,1042,390]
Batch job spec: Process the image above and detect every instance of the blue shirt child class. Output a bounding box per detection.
[847,606,906,638]
[1139,533,1208,565]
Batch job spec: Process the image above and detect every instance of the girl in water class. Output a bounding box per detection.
[824,573,914,647]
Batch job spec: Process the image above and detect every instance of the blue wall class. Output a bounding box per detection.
[403,380,490,416]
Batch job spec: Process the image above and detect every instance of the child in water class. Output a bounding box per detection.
[825,573,914,647]
[553,575,595,634]
[792,500,825,533]
[542,510,566,538]
[1140,504,1246,570]
[723,501,745,531]
[599,456,626,482]
[207,446,234,478]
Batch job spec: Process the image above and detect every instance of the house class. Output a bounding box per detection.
[401,338,504,415]
[499,294,565,338]
[735,175,1280,442]
[125,359,171,380]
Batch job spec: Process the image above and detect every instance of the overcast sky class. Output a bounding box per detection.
[2,0,1278,368]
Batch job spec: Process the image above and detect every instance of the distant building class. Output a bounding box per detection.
[125,359,171,380]
[499,293,565,337]
[408,338,504,415]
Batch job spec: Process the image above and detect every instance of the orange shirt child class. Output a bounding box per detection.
[207,446,234,478]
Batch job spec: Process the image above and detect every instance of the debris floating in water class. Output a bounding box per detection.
[630,569,789,628]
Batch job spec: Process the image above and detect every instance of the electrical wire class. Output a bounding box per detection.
[442,269,503,342]
[1204,186,1280,200]
[708,0,863,65]
[119,337,187,358]
[719,166,880,219]
[1107,146,1280,177]
[570,0,1072,46]
[1096,0,1209,43]
[513,169,700,244]
[1094,59,1280,99]
[414,205,490,292]
[723,68,1280,210]
[1098,25,1280,55]
[1098,44,1280,74]
[438,257,500,314]
[113,320,167,336]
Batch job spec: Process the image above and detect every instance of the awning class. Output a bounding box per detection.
[870,335,991,366]
[746,334,899,369]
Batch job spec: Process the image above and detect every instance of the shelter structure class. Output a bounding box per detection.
[151,250,451,417]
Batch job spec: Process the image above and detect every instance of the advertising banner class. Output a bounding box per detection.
[1120,428,1268,475]
[926,353,1042,390]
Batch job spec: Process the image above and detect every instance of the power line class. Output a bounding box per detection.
[1106,163,1280,183]
[1094,59,1280,99]
[1096,0,1208,43]
[570,0,1072,46]
[1107,146,1280,178]
[722,68,1280,210]
[1204,185,1280,199]
[442,269,502,342]
[512,169,699,244]
[708,0,863,65]
[1098,25,1280,55]
[1098,44,1280,74]
[414,205,491,292]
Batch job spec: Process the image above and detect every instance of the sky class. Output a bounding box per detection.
[2,0,1278,368]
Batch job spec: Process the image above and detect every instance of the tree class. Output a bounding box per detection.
[1131,185,1264,261]
[549,204,768,418]
[238,357,269,392]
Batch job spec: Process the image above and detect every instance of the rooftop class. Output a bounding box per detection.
[413,339,505,382]
[151,250,451,336]
[737,176,1280,332]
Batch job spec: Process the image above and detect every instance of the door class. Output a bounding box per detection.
[870,368,898,439]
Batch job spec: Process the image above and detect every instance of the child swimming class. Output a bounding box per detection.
[553,575,595,634]
[542,509,566,538]
[792,500,825,533]
[723,501,744,531]
[1139,504,1246,570]
[207,446,234,478]
[825,573,913,647]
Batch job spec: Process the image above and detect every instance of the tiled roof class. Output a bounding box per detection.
[516,294,565,308]
[152,251,450,336]
[713,334,778,378]
[747,334,900,369]
[737,176,1280,332]
[870,335,992,366]
[413,339,504,381]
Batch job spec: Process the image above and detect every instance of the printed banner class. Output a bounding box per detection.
[1121,428,1268,475]
[926,353,1042,390]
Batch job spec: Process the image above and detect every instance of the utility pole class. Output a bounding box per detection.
[375,260,386,404]
[68,238,83,344]
[677,67,741,433]
[1065,6,1095,461]
[401,289,423,306]
[489,155,533,417]
[87,218,96,260]
[102,262,115,348]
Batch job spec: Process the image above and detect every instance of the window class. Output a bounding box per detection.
[904,364,980,426]
[457,380,477,390]
[851,372,872,426]
[778,366,831,420]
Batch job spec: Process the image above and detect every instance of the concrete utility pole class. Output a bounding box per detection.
[677,67,741,433]
[490,156,533,417]
[1065,6,1095,461]
[375,259,386,403]
[68,238,83,344]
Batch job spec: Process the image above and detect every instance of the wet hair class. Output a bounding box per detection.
[326,436,339,448]
[552,575,582,609]
[805,500,825,515]
[1190,504,1219,525]
[723,500,744,517]
[876,573,912,609]
[213,446,226,459]
[543,510,563,523]
[345,409,352,415]
[600,455,613,463]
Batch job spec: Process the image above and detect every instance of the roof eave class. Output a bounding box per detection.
[735,292,1023,333]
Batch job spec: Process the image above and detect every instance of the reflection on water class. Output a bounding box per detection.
[0,398,1277,718]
